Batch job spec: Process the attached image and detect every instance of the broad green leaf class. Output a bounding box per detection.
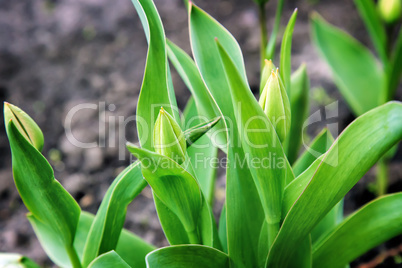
[0,253,40,268]
[279,9,298,95]
[132,0,179,151]
[88,251,130,268]
[387,27,402,99]
[285,64,310,164]
[82,162,147,266]
[292,128,334,177]
[189,3,265,266]
[127,144,202,242]
[167,40,227,152]
[4,103,44,152]
[266,0,284,60]
[5,120,80,251]
[353,0,387,64]
[267,102,402,267]
[216,40,293,226]
[311,13,385,115]
[29,211,154,268]
[311,199,343,243]
[313,193,402,268]
[154,195,190,245]
[183,97,218,205]
[146,245,230,268]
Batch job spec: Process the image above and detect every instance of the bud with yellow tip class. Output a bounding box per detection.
[378,0,402,24]
[259,69,291,143]
[260,59,276,95]
[4,102,44,152]
[153,107,186,164]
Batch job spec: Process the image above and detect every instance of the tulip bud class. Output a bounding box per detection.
[259,69,291,143]
[378,0,402,24]
[4,102,44,152]
[260,59,276,94]
[153,107,186,164]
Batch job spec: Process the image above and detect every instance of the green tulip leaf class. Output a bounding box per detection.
[6,120,80,260]
[0,253,40,268]
[279,9,298,95]
[313,193,402,268]
[82,162,147,266]
[146,245,230,268]
[311,13,386,115]
[268,102,402,267]
[87,251,130,268]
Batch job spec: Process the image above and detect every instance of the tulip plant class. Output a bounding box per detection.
[311,0,402,195]
[2,0,402,267]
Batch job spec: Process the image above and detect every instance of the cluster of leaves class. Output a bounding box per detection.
[2,0,402,267]
[311,0,402,195]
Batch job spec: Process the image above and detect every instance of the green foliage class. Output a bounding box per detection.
[3,0,402,267]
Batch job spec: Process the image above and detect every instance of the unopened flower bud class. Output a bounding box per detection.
[4,102,44,151]
[153,107,186,164]
[260,59,276,94]
[259,69,291,143]
[378,0,402,24]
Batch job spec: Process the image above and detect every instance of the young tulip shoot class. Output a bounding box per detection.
[153,107,186,164]
[259,69,291,143]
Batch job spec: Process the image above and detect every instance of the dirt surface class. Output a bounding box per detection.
[0,0,401,267]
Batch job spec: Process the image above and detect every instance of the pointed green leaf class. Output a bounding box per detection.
[311,199,344,243]
[5,120,80,249]
[29,211,154,268]
[132,0,180,151]
[127,144,202,242]
[184,116,221,147]
[285,64,310,164]
[146,245,230,268]
[311,13,385,115]
[217,40,292,226]
[279,9,298,95]
[189,3,265,266]
[82,162,147,266]
[387,27,402,99]
[183,97,218,206]
[267,102,402,267]
[292,128,334,176]
[88,251,130,268]
[313,193,402,268]
[353,0,387,64]
[166,40,227,152]
[266,0,284,60]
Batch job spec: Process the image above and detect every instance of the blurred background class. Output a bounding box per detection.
[0,0,401,266]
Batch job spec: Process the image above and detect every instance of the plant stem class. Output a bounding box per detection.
[267,221,279,249]
[376,157,388,196]
[187,229,200,244]
[66,245,82,268]
[258,3,268,71]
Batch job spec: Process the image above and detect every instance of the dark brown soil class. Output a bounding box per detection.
[0,0,401,267]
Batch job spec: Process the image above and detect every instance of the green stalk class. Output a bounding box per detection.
[267,221,280,249]
[258,3,268,70]
[66,244,82,268]
[187,229,200,244]
[376,157,388,196]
